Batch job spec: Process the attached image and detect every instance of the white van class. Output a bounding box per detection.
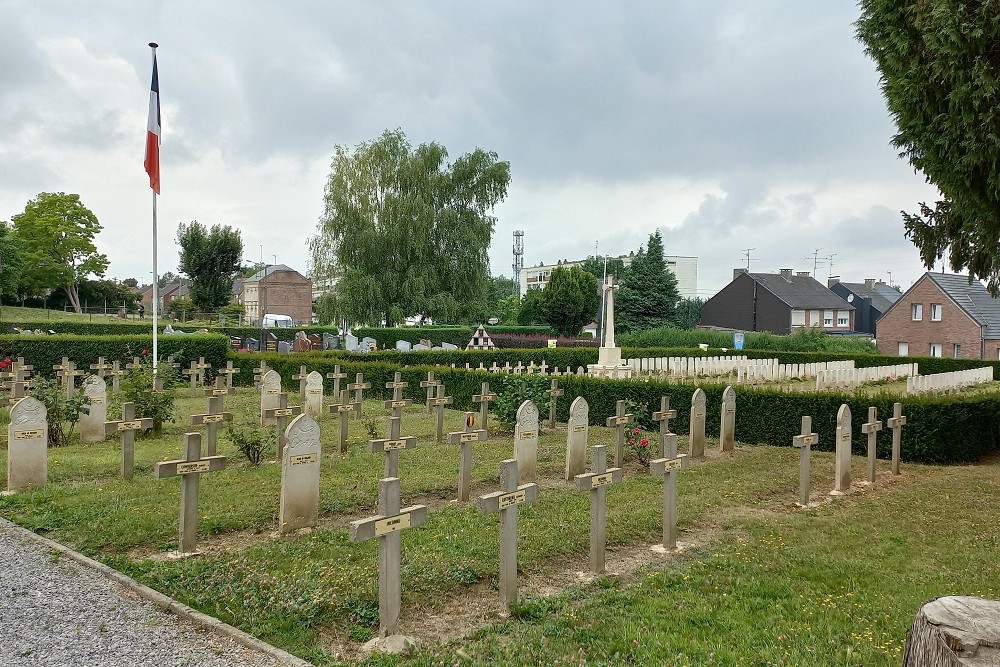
[262,314,293,328]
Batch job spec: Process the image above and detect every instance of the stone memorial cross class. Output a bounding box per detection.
[605,400,634,469]
[420,371,440,414]
[575,444,624,574]
[383,372,412,418]
[791,416,818,507]
[430,384,453,443]
[348,373,371,419]
[154,432,226,554]
[652,396,678,458]
[544,379,565,430]
[325,365,346,398]
[104,401,153,479]
[107,360,125,393]
[263,392,303,461]
[190,396,234,457]
[292,365,310,398]
[370,414,417,478]
[53,358,84,398]
[447,412,487,501]
[204,374,236,399]
[862,406,883,484]
[887,402,907,476]
[218,360,241,388]
[89,356,112,380]
[472,381,497,436]
[650,429,689,552]
[328,389,361,454]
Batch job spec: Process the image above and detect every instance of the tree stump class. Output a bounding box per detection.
[903,597,1000,666]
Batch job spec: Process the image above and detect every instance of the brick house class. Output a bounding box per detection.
[240,264,312,325]
[828,278,901,336]
[876,272,1000,359]
[700,269,855,334]
[139,282,189,312]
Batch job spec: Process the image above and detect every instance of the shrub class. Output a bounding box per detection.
[29,377,89,446]
[120,351,181,435]
[226,418,274,466]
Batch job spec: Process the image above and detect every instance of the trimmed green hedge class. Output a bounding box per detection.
[3,320,339,343]
[0,334,230,377]
[227,352,999,464]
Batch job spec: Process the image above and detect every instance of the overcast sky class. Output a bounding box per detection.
[0,1,943,298]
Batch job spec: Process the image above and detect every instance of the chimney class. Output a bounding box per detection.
[733,268,749,280]
[779,269,793,281]
[865,278,876,288]
[796,271,810,278]
[828,276,840,288]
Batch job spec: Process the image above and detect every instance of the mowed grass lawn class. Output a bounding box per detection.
[1,387,998,666]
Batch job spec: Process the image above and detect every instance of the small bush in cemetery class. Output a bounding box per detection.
[361,415,381,440]
[226,418,274,466]
[492,375,551,431]
[625,426,655,467]
[29,377,89,446]
[120,350,179,435]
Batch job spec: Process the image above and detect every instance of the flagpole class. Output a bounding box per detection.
[149,42,159,372]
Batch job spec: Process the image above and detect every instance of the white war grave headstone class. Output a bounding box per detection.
[689,388,707,459]
[260,370,282,426]
[79,375,108,443]
[565,396,589,480]
[831,403,854,496]
[304,371,324,419]
[280,414,322,534]
[5,397,48,493]
[719,385,736,452]
[514,400,539,484]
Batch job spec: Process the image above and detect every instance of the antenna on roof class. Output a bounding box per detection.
[741,248,755,271]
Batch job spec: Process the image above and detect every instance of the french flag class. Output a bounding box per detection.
[144,47,161,194]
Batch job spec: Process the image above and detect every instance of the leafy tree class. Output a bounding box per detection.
[496,294,521,325]
[516,287,547,325]
[157,271,183,288]
[0,222,24,302]
[617,230,679,332]
[578,255,626,284]
[488,275,516,308]
[177,221,243,312]
[166,295,196,319]
[47,279,138,312]
[856,3,1000,292]
[11,192,109,313]
[540,265,600,337]
[310,129,510,326]
[673,297,705,330]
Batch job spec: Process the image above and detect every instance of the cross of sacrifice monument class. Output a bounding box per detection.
[292,365,310,398]
[544,379,564,430]
[263,392,303,461]
[472,381,497,436]
[104,401,153,479]
[217,360,241,388]
[831,403,854,496]
[190,395,234,457]
[477,458,538,611]
[791,415,818,507]
[575,444,624,574]
[652,396,677,458]
[327,388,360,454]
[89,357,112,380]
[325,365,346,398]
[154,432,226,554]
[650,424,689,552]
[887,402,907,475]
[430,384,454,443]
[349,477,428,640]
[448,413,487,502]
[605,399,634,469]
[204,375,236,399]
[420,370,440,414]
[862,406,883,484]
[348,373,371,419]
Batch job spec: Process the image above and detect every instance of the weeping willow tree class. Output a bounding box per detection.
[310,129,510,326]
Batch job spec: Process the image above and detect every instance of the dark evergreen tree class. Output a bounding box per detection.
[616,229,679,332]
[540,265,600,337]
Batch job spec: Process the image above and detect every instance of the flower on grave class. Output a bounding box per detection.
[0,358,11,370]
[632,427,641,436]
[141,348,149,356]
[639,437,650,448]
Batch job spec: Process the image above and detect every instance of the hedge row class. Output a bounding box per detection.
[3,320,339,343]
[0,334,231,377]
[227,352,998,464]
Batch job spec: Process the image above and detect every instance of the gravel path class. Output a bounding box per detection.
[0,521,285,667]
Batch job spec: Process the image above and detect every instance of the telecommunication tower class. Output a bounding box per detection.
[512,230,524,297]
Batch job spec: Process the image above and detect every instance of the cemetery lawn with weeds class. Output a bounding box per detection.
[1,387,998,665]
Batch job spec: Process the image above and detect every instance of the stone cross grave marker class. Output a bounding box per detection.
[348,372,371,420]
[514,400,539,483]
[182,361,201,395]
[253,360,270,386]
[53,357,84,398]
[383,372,411,418]
[348,477,428,639]
[260,369,282,426]
[325,365,346,398]
[689,388,707,459]
[263,393,303,461]
[477,458,538,612]
[280,413,321,534]
[887,402,907,475]
[430,384,453,443]
[204,375,236,399]
[5,378,27,405]
[472,381,497,436]
[292,365,310,398]
[107,360,125,393]
[652,396,677,458]
[190,396,233,457]
[862,406,883,484]
[575,444,624,574]
[80,376,108,444]
[328,388,361,454]
[420,370,440,414]
[6,397,48,493]
[448,412,487,501]
[218,360,240,388]
[304,371,324,419]
[650,428,689,552]
[104,401,153,479]
[605,400,634,469]
[89,356,112,380]
[154,432,226,553]
[370,410,417,479]
[565,397,589,480]
[831,403,853,496]
[791,416,818,507]
[545,379,564,430]
[125,356,143,372]
[720,385,736,452]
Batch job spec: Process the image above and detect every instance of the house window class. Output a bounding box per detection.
[954,343,962,358]
[930,343,942,357]
[931,304,942,321]
[837,314,849,327]
[912,304,923,320]
[823,310,833,326]
[791,310,805,327]
[809,311,821,327]
[898,342,909,356]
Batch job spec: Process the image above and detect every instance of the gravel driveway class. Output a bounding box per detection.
[0,520,288,667]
